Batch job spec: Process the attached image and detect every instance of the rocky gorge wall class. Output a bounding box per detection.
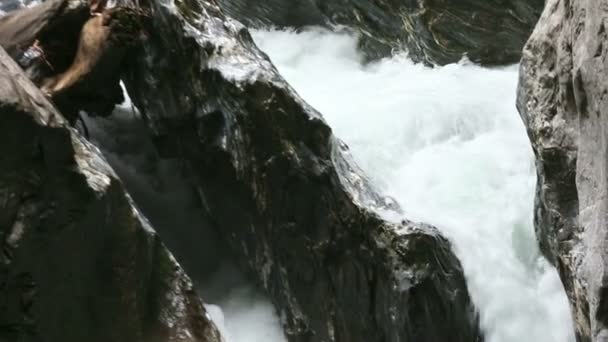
[120,0,483,340]
[0,46,222,342]
[216,0,544,65]
[4,0,586,340]
[517,0,608,340]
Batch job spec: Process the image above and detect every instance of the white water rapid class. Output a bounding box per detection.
[248,28,575,342]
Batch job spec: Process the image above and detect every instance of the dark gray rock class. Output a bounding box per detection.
[0,46,221,342]
[81,105,230,296]
[121,0,482,341]
[517,0,608,340]
[215,0,325,29]
[216,0,544,65]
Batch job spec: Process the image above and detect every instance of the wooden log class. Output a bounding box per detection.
[0,1,147,122]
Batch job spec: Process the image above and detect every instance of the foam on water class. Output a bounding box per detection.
[252,28,575,342]
[202,264,287,342]
[205,289,287,342]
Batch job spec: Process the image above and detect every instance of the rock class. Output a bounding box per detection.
[216,0,544,65]
[517,0,608,340]
[215,0,325,29]
[121,0,483,341]
[0,46,221,342]
[81,104,229,294]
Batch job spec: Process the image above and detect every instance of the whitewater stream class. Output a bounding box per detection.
[229,28,575,342]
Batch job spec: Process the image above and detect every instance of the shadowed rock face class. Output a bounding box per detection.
[517,0,608,340]
[215,0,544,65]
[121,0,483,341]
[0,47,221,342]
[0,0,37,13]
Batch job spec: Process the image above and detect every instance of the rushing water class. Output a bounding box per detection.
[250,28,575,342]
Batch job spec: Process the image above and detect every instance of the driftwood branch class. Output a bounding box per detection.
[0,0,147,122]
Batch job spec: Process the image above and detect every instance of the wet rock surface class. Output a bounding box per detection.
[517,0,608,340]
[0,47,221,342]
[0,0,484,340]
[216,0,544,65]
[122,0,482,341]
[215,0,325,29]
[81,104,229,294]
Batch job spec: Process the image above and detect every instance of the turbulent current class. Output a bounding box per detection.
[248,28,576,342]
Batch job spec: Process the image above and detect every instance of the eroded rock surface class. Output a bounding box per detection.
[215,0,324,29]
[517,0,608,340]
[0,46,221,342]
[121,0,483,341]
[216,0,543,64]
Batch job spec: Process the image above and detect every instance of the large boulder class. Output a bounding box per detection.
[216,0,544,65]
[0,46,221,342]
[121,0,483,341]
[517,0,608,340]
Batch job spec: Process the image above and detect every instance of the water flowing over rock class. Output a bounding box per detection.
[517,0,608,340]
[121,0,483,341]
[0,47,222,342]
[215,0,544,65]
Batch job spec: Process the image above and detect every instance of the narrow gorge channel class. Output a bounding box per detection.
[86,27,577,342]
[3,0,605,341]
[248,28,575,342]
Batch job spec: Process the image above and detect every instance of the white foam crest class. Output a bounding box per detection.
[205,289,287,342]
[252,28,575,342]
[202,265,287,342]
